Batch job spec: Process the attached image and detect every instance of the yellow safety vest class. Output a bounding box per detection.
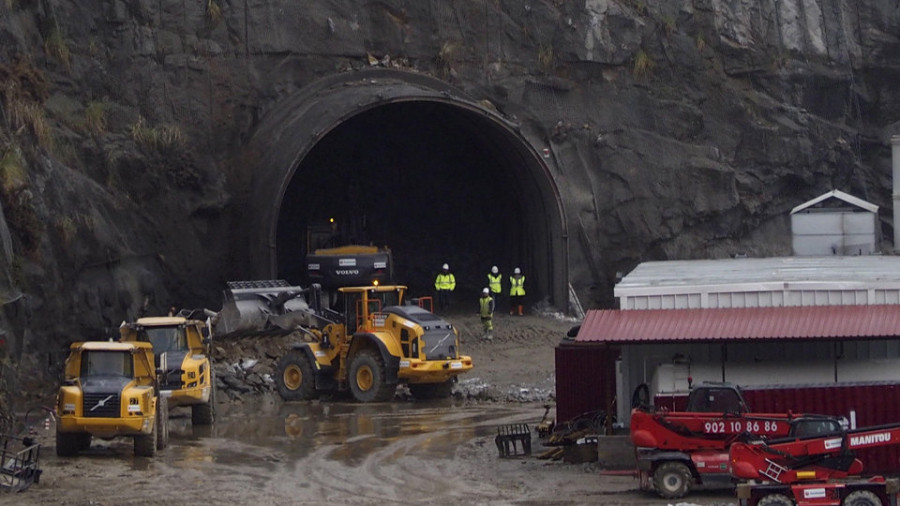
[487,273,502,294]
[435,272,456,291]
[479,296,494,317]
[509,274,525,296]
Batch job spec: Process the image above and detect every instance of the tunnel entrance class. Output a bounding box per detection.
[245,70,567,311]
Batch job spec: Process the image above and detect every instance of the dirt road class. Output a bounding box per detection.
[8,313,738,505]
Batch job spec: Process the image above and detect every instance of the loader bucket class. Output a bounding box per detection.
[213,280,317,337]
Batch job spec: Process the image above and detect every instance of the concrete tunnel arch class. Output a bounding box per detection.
[241,69,569,311]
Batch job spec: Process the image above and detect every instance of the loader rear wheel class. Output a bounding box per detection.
[758,494,794,506]
[843,490,880,506]
[349,350,395,403]
[157,396,169,450]
[652,461,692,499]
[276,352,317,401]
[134,413,158,457]
[56,428,86,457]
[409,380,453,400]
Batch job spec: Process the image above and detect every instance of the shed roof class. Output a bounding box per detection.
[614,256,900,298]
[790,189,879,215]
[574,305,900,344]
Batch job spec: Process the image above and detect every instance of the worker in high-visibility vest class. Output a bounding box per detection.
[434,263,456,312]
[479,288,495,341]
[509,267,525,316]
[487,265,503,312]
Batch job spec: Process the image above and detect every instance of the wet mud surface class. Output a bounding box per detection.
[10,314,737,505]
[13,399,736,505]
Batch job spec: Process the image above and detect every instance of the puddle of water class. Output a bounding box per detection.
[166,398,544,467]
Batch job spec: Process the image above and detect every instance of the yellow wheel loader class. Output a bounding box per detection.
[119,314,215,425]
[55,341,169,457]
[212,280,473,402]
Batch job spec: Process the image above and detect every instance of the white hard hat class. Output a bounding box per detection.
[442,263,449,270]
[514,267,521,274]
[491,266,498,274]
[482,288,489,294]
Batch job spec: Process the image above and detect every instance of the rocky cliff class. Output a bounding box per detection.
[1,0,899,393]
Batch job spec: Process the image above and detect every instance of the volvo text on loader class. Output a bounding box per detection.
[119,313,215,425]
[55,341,169,457]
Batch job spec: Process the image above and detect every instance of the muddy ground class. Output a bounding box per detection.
[6,312,737,505]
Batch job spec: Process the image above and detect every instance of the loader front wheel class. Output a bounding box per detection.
[652,461,692,499]
[276,352,317,401]
[842,490,880,506]
[349,350,395,403]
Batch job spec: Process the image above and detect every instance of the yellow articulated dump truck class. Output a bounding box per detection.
[213,280,473,402]
[56,341,168,457]
[119,314,215,425]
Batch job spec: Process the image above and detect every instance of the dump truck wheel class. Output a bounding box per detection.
[78,433,92,451]
[134,414,158,457]
[157,396,169,450]
[652,461,692,499]
[409,381,453,400]
[348,350,394,403]
[842,490,881,506]
[191,364,216,425]
[276,352,317,401]
[55,428,83,457]
[758,494,794,506]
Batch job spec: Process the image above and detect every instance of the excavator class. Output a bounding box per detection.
[730,422,900,506]
[631,382,845,499]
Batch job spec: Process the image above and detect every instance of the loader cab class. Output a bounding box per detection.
[339,285,406,333]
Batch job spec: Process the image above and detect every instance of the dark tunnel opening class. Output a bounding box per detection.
[275,101,547,309]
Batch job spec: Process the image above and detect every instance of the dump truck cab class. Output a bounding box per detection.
[275,283,474,402]
[119,315,215,425]
[56,341,168,457]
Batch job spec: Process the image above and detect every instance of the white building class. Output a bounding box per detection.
[790,189,880,256]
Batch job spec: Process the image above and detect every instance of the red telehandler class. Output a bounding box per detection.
[631,382,844,499]
[730,422,900,506]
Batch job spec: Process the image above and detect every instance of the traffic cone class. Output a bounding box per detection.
[518,305,524,316]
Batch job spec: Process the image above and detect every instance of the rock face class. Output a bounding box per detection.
[1,1,899,386]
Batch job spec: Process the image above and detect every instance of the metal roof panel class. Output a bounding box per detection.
[575,305,900,343]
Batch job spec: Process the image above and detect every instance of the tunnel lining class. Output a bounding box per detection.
[244,69,569,310]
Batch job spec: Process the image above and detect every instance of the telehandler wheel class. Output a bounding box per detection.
[276,352,317,401]
[348,350,395,403]
[758,494,794,506]
[157,396,169,450]
[409,380,453,400]
[652,461,692,499]
[842,490,881,506]
[55,427,85,457]
[134,412,158,457]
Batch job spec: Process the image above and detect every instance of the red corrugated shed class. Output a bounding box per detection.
[575,305,900,343]
[554,346,618,423]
